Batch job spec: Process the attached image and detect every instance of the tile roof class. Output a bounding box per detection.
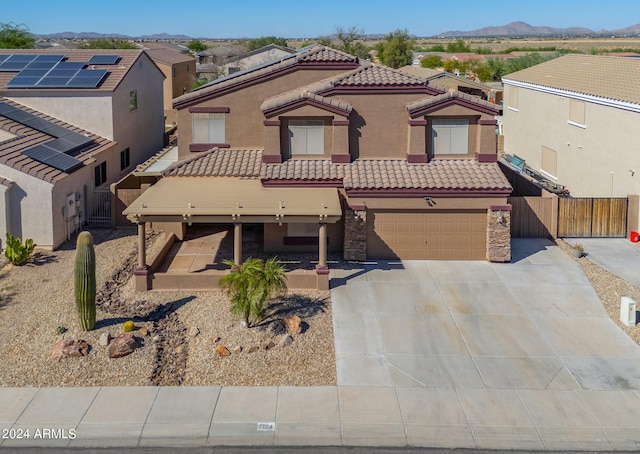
[163,148,262,177]
[331,64,428,87]
[503,54,640,105]
[0,49,149,92]
[263,159,347,181]
[407,90,499,115]
[0,98,113,183]
[174,45,359,107]
[344,159,511,191]
[146,48,195,65]
[162,148,511,193]
[261,89,352,115]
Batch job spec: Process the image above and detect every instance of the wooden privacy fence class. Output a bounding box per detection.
[558,197,627,238]
[509,196,628,238]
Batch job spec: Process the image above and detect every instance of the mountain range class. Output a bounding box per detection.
[437,21,640,37]
[36,22,640,40]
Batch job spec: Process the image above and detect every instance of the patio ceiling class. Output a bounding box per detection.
[123,176,342,224]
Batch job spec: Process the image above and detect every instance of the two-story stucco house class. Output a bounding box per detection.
[502,54,640,228]
[124,45,512,290]
[0,49,165,249]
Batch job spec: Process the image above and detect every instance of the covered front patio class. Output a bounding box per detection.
[123,177,342,291]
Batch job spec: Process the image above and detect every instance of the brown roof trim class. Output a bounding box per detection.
[406,154,428,163]
[490,204,512,211]
[332,120,349,126]
[261,178,344,187]
[478,119,497,125]
[346,188,512,197]
[188,106,230,113]
[408,119,427,126]
[189,143,229,152]
[263,97,352,118]
[318,87,438,96]
[262,154,282,163]
[174,61,359,110]
[475,153,498,163]
[264,120,281,126]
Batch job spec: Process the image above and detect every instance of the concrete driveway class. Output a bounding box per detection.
[330,238,640,390]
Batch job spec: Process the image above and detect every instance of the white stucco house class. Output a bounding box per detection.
[0,49,165,249]
[502,54,640,227]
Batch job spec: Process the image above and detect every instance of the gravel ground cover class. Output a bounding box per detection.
[0,229,336,387]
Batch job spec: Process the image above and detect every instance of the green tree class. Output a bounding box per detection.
[446,38,471,53]
[442,58,462,74]
[219,257,287,328]
[420,55,443,69]
[474,46,492,54]
[376,29,415,69]
[187,39,207,53]
[0,22,35,49]
[335,26,369,59]
[484,57,509,81]
[78,38,136,49]
[247,36,288,51]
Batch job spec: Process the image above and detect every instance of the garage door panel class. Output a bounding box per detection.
[367,210,487,260]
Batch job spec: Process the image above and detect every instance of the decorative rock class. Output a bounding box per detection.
[247,345,259,353]
[50,340,90,360]
[108,333,138,358]
[262,340,276,351]
[210,336,221,343]
[284,315,302,335]
[215,345,230,357]
[233,346,242,354]
[139,327,149,337]
[188,327,200,337]
[152,335,161,342]
[98,333,112,347]
[175,345,185,355]
[279,334,293,348]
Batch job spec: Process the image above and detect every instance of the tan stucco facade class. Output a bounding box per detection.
[502,83,640,227]
[154,59,196,124]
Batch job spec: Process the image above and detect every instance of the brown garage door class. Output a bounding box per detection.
[367,210,487,260]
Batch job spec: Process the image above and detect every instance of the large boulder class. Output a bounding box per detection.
[108,333,138,358]
[50,340,90,360]
[284,315,302,335]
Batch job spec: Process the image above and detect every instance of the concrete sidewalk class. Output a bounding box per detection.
[564,237,640,287]
[2,385,640,450]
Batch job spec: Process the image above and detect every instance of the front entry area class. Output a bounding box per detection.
[366,210,487,260]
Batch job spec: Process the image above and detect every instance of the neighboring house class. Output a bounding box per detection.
[399,66,502,103]
[502,54,640,227]
[0,49,165,249]
[220,44,296,76]
[145,48,196,124]
[124,45,511,290]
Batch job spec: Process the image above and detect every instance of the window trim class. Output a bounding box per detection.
[94,161,107,187]
[288,119,325,156]
[431,118,470,156]
[192,112,226,146]
[120,147,130,171]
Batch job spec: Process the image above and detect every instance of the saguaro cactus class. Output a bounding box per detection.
[74,231,96,331]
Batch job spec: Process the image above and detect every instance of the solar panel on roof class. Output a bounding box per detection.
[39,123,73,138]
[58,133,92,149]
[25,61,59,70]
[66,69,107,88]
[88,55,120,65]
[0,61,30,72]
[6,76,42,87]
[43,138,73,153]
[37,76,72,86]
[22,117,52,131]
[23,145,83,173]
[47,69,79,77]
[18,69,48,77]
[33,55,64,62]
[53,61,85,70]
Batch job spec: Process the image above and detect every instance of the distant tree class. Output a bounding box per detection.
[429,44,445,52]
[484,57,509,81]
[442,58,462,74]
[335,26,369,58]
[504,52,560,74]
[247,36,288,51]
[446,38,471,53]
[420,55,443,69]
[0,22,35,49]
[187,39,207,53]
[78,38,136,49]
[474,46,492,54]
[376,29,415,68]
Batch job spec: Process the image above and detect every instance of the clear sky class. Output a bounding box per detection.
[4,0,639,38]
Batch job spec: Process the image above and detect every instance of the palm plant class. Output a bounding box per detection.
[219,257,287,328]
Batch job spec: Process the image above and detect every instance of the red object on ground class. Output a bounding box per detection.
[630,231,639,242]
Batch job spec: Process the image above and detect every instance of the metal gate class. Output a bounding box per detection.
[86,187,112,227]
[558,197,628,238]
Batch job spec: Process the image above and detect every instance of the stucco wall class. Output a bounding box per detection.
[176,68,353,158]
[264,221,343,253]
[7,94,114,140]
[502,84,640,199]
[223,49,293,75]
[156,59,195,120]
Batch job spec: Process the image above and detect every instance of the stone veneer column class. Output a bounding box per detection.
[343,206,367,261]
[486,205,511,262]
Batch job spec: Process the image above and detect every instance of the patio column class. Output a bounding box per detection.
[233,222,242,266]
[133,221,150,292]
[316,222,329,290]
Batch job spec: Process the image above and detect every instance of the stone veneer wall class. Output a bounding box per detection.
[343,207,367,261]
[486,208,511,262]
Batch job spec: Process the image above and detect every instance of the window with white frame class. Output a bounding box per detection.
[288,120,324,155]
[431,119,469,155]
[192,112,225,144]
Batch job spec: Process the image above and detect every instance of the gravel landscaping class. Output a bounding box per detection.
[0,228,336,387]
